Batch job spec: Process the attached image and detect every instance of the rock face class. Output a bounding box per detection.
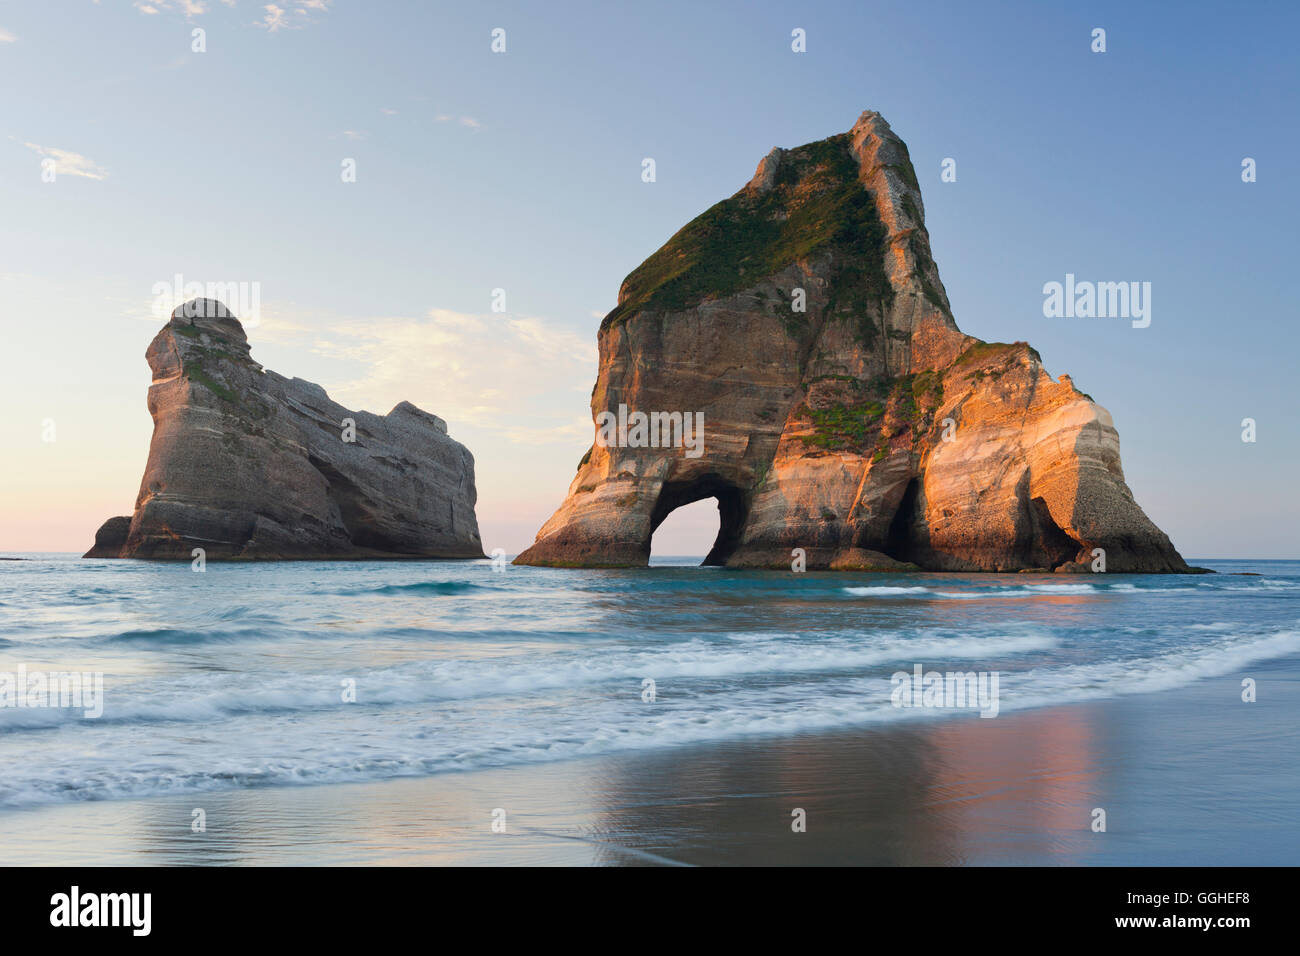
[517,111,1188,572]
[86,300,483,560]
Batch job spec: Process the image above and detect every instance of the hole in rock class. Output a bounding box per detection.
[883,477,922,563]
[649,499,721,565]
[648,476,747,567]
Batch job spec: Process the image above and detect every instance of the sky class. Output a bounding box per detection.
[1,0,1297,558]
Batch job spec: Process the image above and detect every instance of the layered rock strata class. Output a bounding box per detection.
[517,111,1187,572]
[87,301,483,560]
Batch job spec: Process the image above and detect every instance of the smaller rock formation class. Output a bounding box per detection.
[86,300,483,560]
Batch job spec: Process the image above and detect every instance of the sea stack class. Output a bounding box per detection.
[86,300,484,560]
[516,110,1188,572]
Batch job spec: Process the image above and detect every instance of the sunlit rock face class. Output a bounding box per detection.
[517,111,1188,572]
[86,300,483,561]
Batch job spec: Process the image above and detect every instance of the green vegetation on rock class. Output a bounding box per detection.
[180,343,270,420]
[183,360,239,405]
[910,370,944,404]
[955,340,1039,369]
[798,370,947,454]
[800,400,884,450]
[602,134,892,334]
[907,236,952,321]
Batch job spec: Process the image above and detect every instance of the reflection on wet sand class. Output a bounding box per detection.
[584,704,1102,865]
[1,706,1102,866]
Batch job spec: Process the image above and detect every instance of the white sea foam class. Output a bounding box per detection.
[0,631,1059,731]
[1,626,1296,809]
[844,581,1224,600]
[843,586,932,596]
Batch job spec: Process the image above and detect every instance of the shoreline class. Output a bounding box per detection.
[3,655,1296,866]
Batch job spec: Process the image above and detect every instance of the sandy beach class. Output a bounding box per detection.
[4,654,1294,866]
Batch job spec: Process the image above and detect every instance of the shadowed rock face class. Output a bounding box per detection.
[86,300,483,561]
[516,110,1189,572]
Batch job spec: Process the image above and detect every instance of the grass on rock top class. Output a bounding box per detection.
[954,340,1041,370]
[601,134,894,333]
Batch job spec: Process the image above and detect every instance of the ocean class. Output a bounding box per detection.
[1,554,1297,865]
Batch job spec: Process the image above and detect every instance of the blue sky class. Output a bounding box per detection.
[1,0,1297,557]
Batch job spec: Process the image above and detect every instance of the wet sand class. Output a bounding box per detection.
[3,657,1296,866]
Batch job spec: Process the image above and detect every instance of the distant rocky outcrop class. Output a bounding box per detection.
[516,111,1189,572]
[86,300,483,560]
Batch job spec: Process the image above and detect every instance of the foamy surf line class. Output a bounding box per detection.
[0,632,1059,730]
[0,628,1297,810]
[845,584,1098,599]
[842,582,1233,600]
[1000,628,1300,708]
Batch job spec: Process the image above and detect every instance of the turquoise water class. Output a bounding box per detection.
[0,554,1296,813]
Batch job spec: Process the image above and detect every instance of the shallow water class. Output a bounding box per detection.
[0,554,1295,815]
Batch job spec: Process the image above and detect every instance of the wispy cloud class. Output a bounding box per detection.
[133,0,208,17]
[341,129,367,141]
[0,28,17,43]
[22,143,109,180]
[258,0,330,32]
[257,307,596,438]
[435,114,483,132]
[380,107,398,116]
[259,4,289,31]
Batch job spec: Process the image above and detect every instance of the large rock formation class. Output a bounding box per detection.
[86,300,483,560]
[517,111,1188,572]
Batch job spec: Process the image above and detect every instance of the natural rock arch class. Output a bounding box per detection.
[516,111,1189,573]
[649,476,748,566]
